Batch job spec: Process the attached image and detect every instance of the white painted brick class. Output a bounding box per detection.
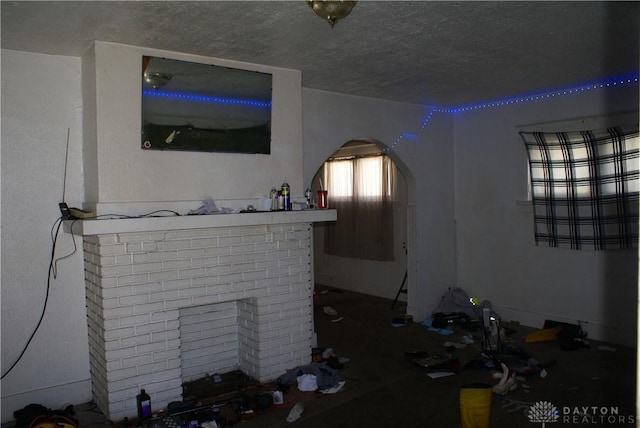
[204,246,231,256]
[164,239,192,250]
[98,276,118,288]
[118,233,153,243]
[104,306,134,319]
[218,254,244,265]
[266,249,289,260]
[135,321,173,335]
[179,286,206,299]
[137,341,168,355]
[106,359,122,372]
[163,258,192,270]
[216,291,246,302]
[119,294,150,307]
[119,314,151,327]
[99,255,117,266]
[203,265,232,277]
[118,273,150,286]
[151,310,179,322]
[266,267,289,277]
[160,278,191,292]
[218,272,243,283]
[134,301,165,315]
[151,328,180,342]
[243,252,267,263]
[190,257,218,268]
[132,262,163,273]
[174,229,208,238]
[135,251,177,263]
[121,333,151,348]
[242,233,268,244]
[100,264,134,277]
[150,270,180,282]
[142,241,158,252]
[179,267,205,278]
[126,242,144,254]
[132,282,163,294]
[218,235,243,246]
[115,254,134,265]
[138,361,168,375]
[205,283,233,295]
[92,234,118,245]
[254,241,278,252]
[165,297,195,309]
[191,237,218,248]
[255,277,280,288]
[230,244,254,254]
[106,347,137,362]
[101,286,133,299]
[153,348,180,362]
[122,354,152,368]
[177,248,206,259]
[103,327,136,341]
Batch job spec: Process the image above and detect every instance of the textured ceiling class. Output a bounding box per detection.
[2,1,639,106]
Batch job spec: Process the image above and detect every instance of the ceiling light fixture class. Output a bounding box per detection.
[308,0,357,28]
[143,72,172,89]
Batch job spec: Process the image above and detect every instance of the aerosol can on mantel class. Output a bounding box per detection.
[281,182,292,211]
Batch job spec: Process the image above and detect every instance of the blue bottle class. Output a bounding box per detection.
[137,389,152,420]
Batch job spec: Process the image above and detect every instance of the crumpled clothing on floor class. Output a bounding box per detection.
[277,362,343,391]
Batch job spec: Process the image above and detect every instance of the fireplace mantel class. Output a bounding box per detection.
[66,209,336,236]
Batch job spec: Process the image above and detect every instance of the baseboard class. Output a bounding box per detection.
[1,378,92,424]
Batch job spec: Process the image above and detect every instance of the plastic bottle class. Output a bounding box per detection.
[281,182,291,211]
[270,188,278,211]
[137,389,152,420]
[304,187,313,209]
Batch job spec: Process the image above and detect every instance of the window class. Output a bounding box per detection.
[322,154,395,261]
[521,125,639,250]
[324,156,391,199]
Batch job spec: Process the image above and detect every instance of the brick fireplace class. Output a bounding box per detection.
[73,211,335,421]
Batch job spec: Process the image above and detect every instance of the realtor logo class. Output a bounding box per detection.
[527,402,636,425]
[528,401,560,427]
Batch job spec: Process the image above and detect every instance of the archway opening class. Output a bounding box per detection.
[311,139,411,309]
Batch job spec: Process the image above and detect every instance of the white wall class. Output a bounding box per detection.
[85,42,304,214]
[303,89,457,322]
[1,50,91,420]
[453,85,639,346]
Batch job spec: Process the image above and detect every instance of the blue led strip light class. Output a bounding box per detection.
[143,89,272,108]
[384,73,639,153]
[446,73,639,114]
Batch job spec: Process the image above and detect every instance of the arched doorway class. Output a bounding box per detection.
[311,139,410,308]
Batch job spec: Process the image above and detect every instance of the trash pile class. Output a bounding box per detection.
[405,287,591,398]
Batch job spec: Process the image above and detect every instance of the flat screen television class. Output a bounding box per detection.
[141,56,272,154]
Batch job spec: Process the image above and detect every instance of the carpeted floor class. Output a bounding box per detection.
[14,286,637,428]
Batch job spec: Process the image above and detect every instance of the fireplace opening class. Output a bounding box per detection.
[179,299,258,384]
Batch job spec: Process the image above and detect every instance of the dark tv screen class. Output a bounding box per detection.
[141,56,272,154]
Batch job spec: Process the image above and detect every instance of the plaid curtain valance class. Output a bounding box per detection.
[521,125,639,250]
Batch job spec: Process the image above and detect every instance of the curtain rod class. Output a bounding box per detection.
[327,152,385,161]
